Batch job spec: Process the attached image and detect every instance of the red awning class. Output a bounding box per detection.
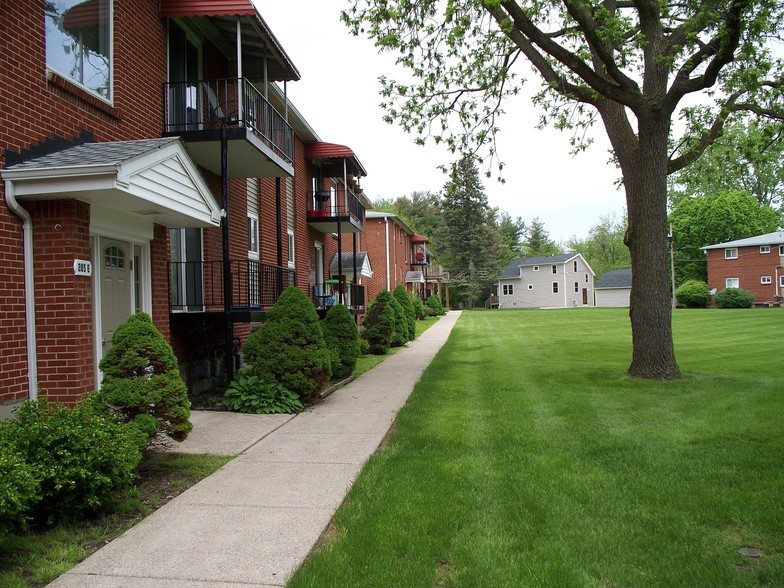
[159,0,256,18]
[412,235,430,244]
[305,142,367,177]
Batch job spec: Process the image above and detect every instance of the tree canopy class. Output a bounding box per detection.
[344,0,784,379]
[567,213,630,278]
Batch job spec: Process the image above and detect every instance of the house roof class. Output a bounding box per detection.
[1,138,221,229]
[329,252,373,277]
[159,1,300,82]
[595,268,632,289]
[701,230,784,250]
[499,254,583,279]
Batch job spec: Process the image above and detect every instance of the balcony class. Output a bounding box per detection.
[163,78,294,178]
[169,259,295,322]
[307,187,365,234]
[312,282,366,316]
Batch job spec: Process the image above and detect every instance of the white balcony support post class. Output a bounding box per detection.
[236,17,243,122]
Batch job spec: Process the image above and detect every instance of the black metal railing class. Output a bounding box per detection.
[306,187,365,228]
[163,77,293,164]
[312,282,365,311]
[169,260,295,312]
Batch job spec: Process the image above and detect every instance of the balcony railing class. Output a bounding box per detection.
[307,187,366,227]
[169,259,295,312]
[312,282,366,312]
[163,77,293,164]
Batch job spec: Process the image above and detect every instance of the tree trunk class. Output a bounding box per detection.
[622,116,681,379]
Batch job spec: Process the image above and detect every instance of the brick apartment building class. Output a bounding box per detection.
[0,0,371,411]
[702,231,784,304]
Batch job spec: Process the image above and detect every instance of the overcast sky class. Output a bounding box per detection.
[259,1,627,243]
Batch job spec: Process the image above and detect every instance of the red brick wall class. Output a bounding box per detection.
[361,216,414,304]
[706,245,784,302]
[0,0,166,404]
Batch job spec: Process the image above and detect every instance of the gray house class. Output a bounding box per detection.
[594,268,632,307]
[497,254,595,308]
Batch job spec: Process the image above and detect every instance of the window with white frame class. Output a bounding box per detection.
[533,266,539,271]
[761,276,772,284]
[780,245,784,255]
[574,282,579,293]
[726,278,739,288]
[760,245,770,254]
[573,260,578,272]
[725,248,738,259]
[46,0,112,100]
[781,275,784,287]
[585,274,589,282]
[503,284,514,295]
[287,229,295,268]
[247,179,259,259]
[552,282,559,293]
[552,265,557,274]
[528,284,533,290]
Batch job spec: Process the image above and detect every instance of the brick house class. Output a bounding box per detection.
[702,231,784,303]
[497,254,595,308]
[0,0,370,412]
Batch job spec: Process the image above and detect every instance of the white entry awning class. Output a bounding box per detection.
[2,137,221,228]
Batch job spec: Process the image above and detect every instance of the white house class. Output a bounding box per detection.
[498,254,595,308]
[594,268,632,307]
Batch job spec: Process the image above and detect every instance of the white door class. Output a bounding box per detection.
[100,239,133,353]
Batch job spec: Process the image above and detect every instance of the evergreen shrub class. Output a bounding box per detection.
[97,312,192,441]
[363,291,396,355]
[0,398,144,526]
[675,279,710,308]
[0,439,39,539]
[223,375,303,414]
[413,296,427,320]
[388,291,408,347]
[714,288,756,308]
[243,286,331,400]
[393,285,417,341]
[427,294,445,316]
[323,304,361,379]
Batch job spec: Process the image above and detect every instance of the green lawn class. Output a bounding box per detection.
[289,308,784,587]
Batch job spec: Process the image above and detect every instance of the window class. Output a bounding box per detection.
[247,216,259,257]
[781,275,784,287]
[533,266,539,272]
[761,276,772,285]
[552,282,559,293]
[760,245,770,254]
[528,284,533,290]
[573,260,578,272]
[170,228,203,310]
[46,0,112,100]
[780,245,784,255]
[726,278,739,289]
[503,284,514,296]
[574,282,580,293]
[585,273,589,283]
[287,229,295,268]
[725,248,738,259]
[552,265,557,274]
[104,245,124,269]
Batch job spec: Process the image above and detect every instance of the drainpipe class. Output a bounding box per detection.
[4,180,38,400]
[384,216,390,291]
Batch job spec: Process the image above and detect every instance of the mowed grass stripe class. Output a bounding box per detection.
[289,308,784,587]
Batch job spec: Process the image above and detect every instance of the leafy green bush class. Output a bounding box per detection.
[413,296,427,320]
[323,304,361,379]
[0,440,39,540]
[363,291,396,355]
[427,294,445,316]
[675,279,710,308]
[714,287,756,308]
[393,285,416,341]
[0,398,144,526]
[223,375,303,414]
[97,312,192,441]
[388,291,408,347]
[243,286,331,400]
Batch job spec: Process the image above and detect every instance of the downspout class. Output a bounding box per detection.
[384,216,390,291]
[236,17,243,122]
[5,180,38,400]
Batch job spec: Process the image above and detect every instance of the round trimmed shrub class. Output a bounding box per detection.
[97,312,192,442]
[714,287,755,308]
[243,286,331,400]
[675,279,710,308]
[393,285,416,341]
[0,397,144,526]
[323,304,361,379]
[427,294,445,316]
[363,291,396,355]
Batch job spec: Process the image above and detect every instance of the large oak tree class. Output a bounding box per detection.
[343,0,784,378]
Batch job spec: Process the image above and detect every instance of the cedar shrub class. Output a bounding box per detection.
[323,304,361,379]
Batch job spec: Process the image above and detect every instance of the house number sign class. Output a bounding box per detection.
[74,259,92,276]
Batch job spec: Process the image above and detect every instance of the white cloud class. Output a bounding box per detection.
[258,0,626,242]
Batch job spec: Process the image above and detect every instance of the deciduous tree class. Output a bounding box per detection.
[343,0,784,379]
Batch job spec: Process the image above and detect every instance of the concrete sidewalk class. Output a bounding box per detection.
[49,311,460,587]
